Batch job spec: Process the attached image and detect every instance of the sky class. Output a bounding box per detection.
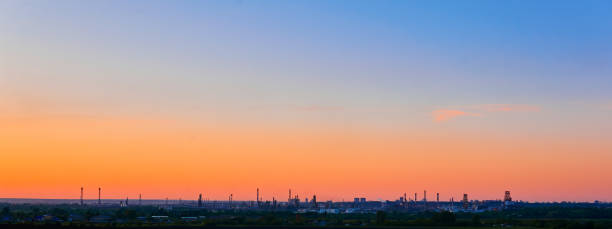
[1,0,611,202]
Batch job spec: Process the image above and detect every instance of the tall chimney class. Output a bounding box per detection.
[198,194,203,208]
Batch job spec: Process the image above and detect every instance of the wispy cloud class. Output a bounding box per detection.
[567,100,612,111]
[476,104,541,112]
[293,105,344,112]
[248,104,344,112]
[432,104,540,122]
[432,109,481,122]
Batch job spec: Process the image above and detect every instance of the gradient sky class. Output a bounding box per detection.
[1,0,611,202]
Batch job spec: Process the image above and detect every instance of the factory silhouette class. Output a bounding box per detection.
[76,187,516,213]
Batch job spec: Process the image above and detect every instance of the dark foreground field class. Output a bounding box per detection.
[2,204,611,229]
[0,226,541,229]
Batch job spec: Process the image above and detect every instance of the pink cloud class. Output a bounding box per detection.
[432,109,481,122]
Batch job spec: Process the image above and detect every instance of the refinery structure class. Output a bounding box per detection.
[68,187,521,213]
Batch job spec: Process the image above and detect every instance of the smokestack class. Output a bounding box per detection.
[414,193,417,202]
[198,194,203,208]
[139,194,142,205]
[437,193,439,202]
[257,188,260,203]
[80,187,84,206]
[424,190,427,202]
[98,187,101,205]
[288,189,292,203]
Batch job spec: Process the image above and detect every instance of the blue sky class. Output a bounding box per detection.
[2,0,610,106]
[1,0,611,133]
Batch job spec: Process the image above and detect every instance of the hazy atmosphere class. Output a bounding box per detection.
[1,0,611,202]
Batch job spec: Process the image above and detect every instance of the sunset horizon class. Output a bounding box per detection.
[2,0,611,205]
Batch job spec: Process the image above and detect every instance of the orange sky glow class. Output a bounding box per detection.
[2,111,610,202]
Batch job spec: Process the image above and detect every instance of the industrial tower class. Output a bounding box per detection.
[504,191,512,202]
[462,194,469,209]
[198,193,203,208]
[229,194,233,207]
[503,191,513,207]
[80,187,84,206]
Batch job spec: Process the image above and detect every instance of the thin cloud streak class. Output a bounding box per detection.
[247,104,344,112]
[433,104,540,122]
[432,109,481,122]
[477,104,541,112]
[293,105,344,111]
